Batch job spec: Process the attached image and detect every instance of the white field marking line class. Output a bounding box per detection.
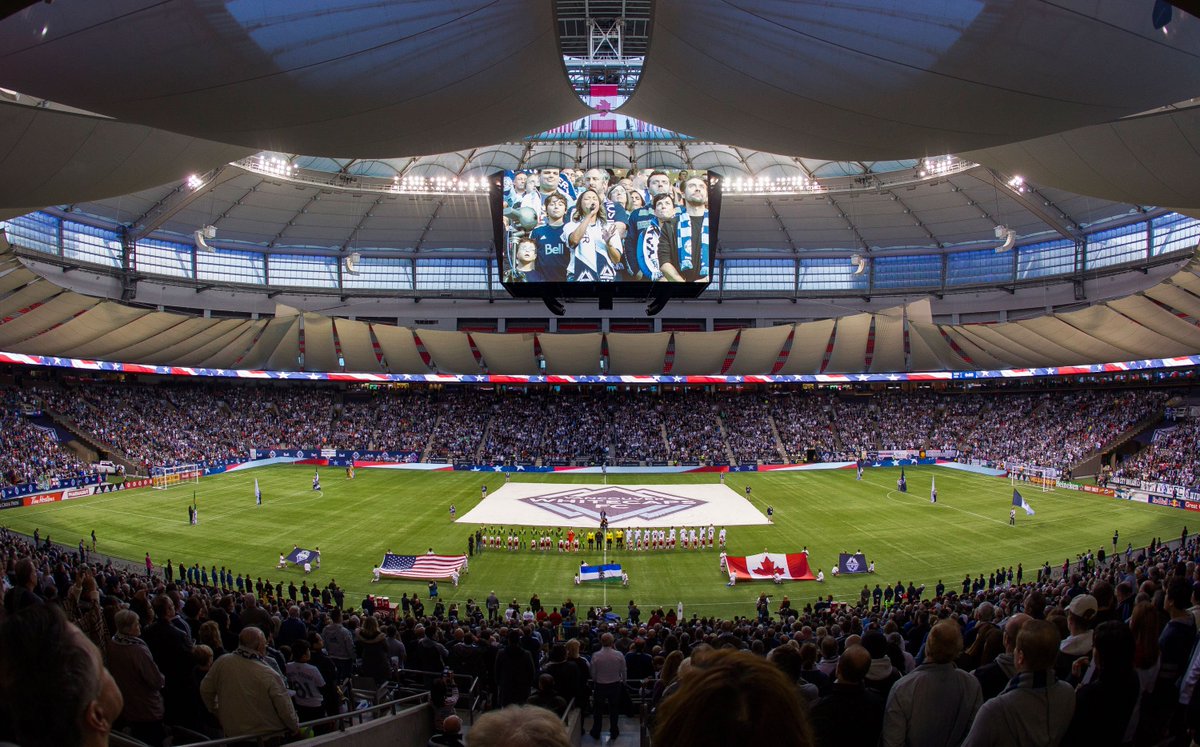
[860,477,1010,527]
[777,478,933,568]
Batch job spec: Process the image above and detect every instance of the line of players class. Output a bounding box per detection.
[475,524,728,552]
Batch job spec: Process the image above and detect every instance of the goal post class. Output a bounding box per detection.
[151,464,202,490]
[1009,463,1057,493]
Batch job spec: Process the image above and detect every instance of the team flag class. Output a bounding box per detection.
[1012,489,1035,515]
[377,553,467,580]
[838,553,869,574]
[284,547,320,566]
[254,478,262,504]
[579,563,622,582]
[725,552,816,581]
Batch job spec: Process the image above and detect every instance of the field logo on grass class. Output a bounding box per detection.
[520,486,702,522]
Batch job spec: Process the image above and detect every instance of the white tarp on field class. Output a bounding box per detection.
[456,483,770,528]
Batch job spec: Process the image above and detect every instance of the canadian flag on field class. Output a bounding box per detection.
[588,84,621,133]
[725,552,816,581]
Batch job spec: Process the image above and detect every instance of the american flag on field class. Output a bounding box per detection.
[378,553,467,580]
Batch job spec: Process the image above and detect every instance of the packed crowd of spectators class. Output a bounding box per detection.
[0,389,89,488]
[427,394,495,463]
[773,392,838,463]
[2,380,1190,478]
[661,393,727,464]
[1115,417,1200,489]
[722,396,781,463]
[610,394,669,462]
[3,514,1199,746]
[329,390,442,455]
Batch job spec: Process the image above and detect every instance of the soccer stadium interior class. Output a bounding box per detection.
[2,2,1200,746]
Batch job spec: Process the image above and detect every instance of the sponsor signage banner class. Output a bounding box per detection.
[23,492,62,506]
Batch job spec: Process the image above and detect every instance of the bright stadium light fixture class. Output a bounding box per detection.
[344,251,361,274]
[850,253,868,275]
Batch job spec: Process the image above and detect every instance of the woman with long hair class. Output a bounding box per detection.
[564,188,623,282]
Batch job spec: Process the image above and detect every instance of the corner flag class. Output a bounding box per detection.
[1012,489,1035,516]
[254,478,262,505]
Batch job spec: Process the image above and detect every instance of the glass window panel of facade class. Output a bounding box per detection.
[135,239,193,279]
[268,254,339,289]
[340,256,414,290]
[1086,222,1147,270]
[1152,213,1200,256]
[722,258,795,291]
[946,247,1013,286]
[63,221,121,268]
[197,249,266,285]
[1017,239,1075,280]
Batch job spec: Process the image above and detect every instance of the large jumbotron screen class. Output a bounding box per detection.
[491,168,721,298]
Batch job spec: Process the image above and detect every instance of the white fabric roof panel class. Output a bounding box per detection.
[1015,316,1133,365]
[0,267,39,295]
[672,329,738,376]
[417,329,480,374]
[607,332,670,376]
[156,320,259,367]
[1057,305,1189,360]
[301,314,338,373]
[907,323,981,371]
[537,333,603,376]
[725,325,793,376]
[117,318,246,366]
[824,314,873,374]
[471,332,538,375]
[0,281,60,317]
[240,318,297,371]
[947,325,1043,369]
[0,293,97,349]
[868,314,905,374]
[179,320,260,369]
[777,320,834,375]
[964,322,1087,367]
[333,319,382,374]
[372,325,427,374]
[1169,268,1200,298]
[51,308,189,361]
[1107,296,1200,350]
[0,2,588,159]
[1144,284,1200,319]
[17,302,151,357]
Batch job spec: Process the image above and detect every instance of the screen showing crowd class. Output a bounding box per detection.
[497,168,717,285]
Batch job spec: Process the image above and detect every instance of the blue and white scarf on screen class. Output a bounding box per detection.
[676,211,710,277]
[635,217,663,280]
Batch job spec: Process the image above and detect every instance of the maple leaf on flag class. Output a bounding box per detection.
[753,556,780,576]
[594,99,613,114]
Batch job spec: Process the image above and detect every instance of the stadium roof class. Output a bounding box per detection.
[0,2,1199,374]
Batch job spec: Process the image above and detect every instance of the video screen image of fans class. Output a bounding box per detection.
[494,168,719,286]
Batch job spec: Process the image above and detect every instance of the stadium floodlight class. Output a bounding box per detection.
[850,253,868,275]
[994,225,1017,252]
[193,225,217,252]
[344,251,361,275]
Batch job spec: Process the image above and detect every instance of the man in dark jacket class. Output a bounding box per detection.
[811,645,884,747]
[495,631,536,707]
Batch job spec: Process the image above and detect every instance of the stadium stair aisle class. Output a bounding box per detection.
[716,415,736,464]
[767,414,788,462]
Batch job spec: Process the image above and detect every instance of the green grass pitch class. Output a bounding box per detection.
[0,466,1188,616]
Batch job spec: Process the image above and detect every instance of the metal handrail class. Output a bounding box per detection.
[114,691,432,747]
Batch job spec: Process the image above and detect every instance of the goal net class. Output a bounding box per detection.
[151,464,202,490]
[1009,463,1057,493]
